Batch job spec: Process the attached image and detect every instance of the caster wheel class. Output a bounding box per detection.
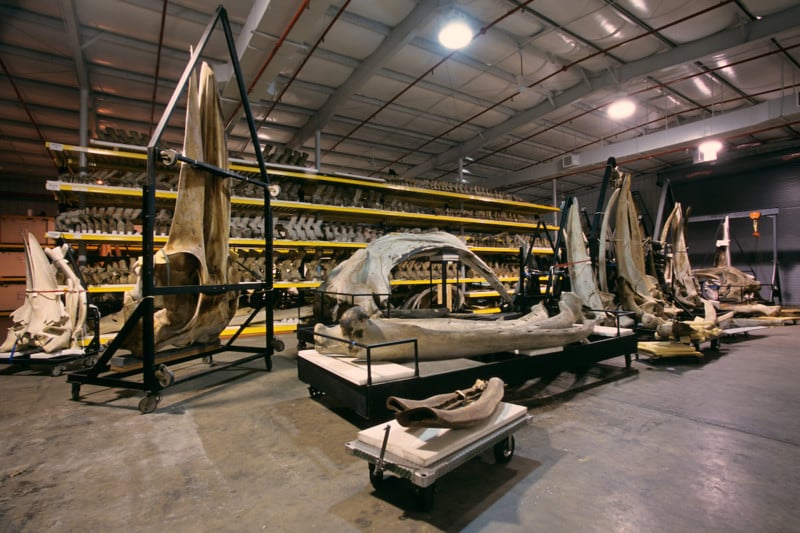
[493,435,515,464]
[154,364,174,388]
[84,356,97,368]
[51,365,64,377]
[138,393,161,414]
[416,484,436,511]
[202,355,213,365]
[273,338,285,352]
[308,386,322,398]
[70,383,81,401]
[368,463,384,489]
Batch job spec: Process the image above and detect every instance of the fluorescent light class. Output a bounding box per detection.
[607,98,636,119]
[438,19,473,50]
[698,140,723,162]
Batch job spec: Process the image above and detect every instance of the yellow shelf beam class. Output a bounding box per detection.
[46,142,559,215]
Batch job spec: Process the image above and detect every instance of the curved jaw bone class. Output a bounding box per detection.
[122,62,238,354]
[316,231,513,322]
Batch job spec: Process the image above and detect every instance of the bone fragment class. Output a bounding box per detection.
[658,202,702,308]
[45,243,88,348]
[564,197,607,316]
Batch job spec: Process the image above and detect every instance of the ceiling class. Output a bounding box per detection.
[2,0,800,204]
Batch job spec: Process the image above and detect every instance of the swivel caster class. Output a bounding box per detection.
[308,386,324,399]
[154,364,174,388]
[202,355,213,365]
[51,365,65,377]
[272,338,285,353]
[368,463,384,489]
[493,435,515,464]
[138,393,161,414]
[416,483,436,511]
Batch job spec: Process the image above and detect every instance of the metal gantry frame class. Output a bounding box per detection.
[67,6,276,413]
[687,208,782,304]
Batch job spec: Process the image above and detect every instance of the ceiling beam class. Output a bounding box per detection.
[494,93,800,189]
[286,0,445,148]
[404,3,800,180]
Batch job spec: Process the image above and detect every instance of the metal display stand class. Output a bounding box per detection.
[67,6,276,413]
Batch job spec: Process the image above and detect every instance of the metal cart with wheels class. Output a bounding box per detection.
[345,402,529,511]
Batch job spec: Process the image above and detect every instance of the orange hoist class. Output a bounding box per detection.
[749,211,761,238]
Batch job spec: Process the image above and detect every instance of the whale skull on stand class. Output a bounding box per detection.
[0,233,85,353]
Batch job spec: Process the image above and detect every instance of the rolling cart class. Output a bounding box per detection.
[345,402,529,510]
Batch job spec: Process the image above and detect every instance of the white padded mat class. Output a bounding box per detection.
[357,402,528,467]
[298,349,415,385]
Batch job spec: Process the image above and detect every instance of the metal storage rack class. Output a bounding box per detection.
[67,6,276,413]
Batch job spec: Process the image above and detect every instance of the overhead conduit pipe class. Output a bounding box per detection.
[237,0,352,157]
[325,0,539,155]
[456,42,800,186]
[224,0,310,136]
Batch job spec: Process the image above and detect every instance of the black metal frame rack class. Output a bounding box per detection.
[67,6,276,413]
[298,329,637,421]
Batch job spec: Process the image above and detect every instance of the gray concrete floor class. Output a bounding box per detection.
[1,326,799,532]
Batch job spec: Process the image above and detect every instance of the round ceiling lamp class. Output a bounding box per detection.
[607,98,636,120]
[438,18,473,50]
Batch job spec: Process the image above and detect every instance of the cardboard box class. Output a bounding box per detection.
[0,283,26,312]
[0,251,27,278]
[0,215,51,245]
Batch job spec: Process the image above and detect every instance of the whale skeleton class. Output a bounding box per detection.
[314,292,594,362]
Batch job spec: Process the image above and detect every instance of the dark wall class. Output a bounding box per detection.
[667,155,800,305]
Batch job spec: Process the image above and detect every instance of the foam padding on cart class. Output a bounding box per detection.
[298,349,415,385]
[29,348,84,359]
[357,402,528,467]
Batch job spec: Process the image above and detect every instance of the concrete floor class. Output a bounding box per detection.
[1,325,799,532]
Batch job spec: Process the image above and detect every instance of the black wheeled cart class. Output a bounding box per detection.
[67,6,277,413]
[297,322,637,421]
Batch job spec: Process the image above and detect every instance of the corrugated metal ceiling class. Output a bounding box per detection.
[1,0,799,204]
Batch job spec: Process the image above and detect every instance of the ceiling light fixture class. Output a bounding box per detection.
[438,17,473,50]
[698,139,723,162]
[607,98,636,119]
